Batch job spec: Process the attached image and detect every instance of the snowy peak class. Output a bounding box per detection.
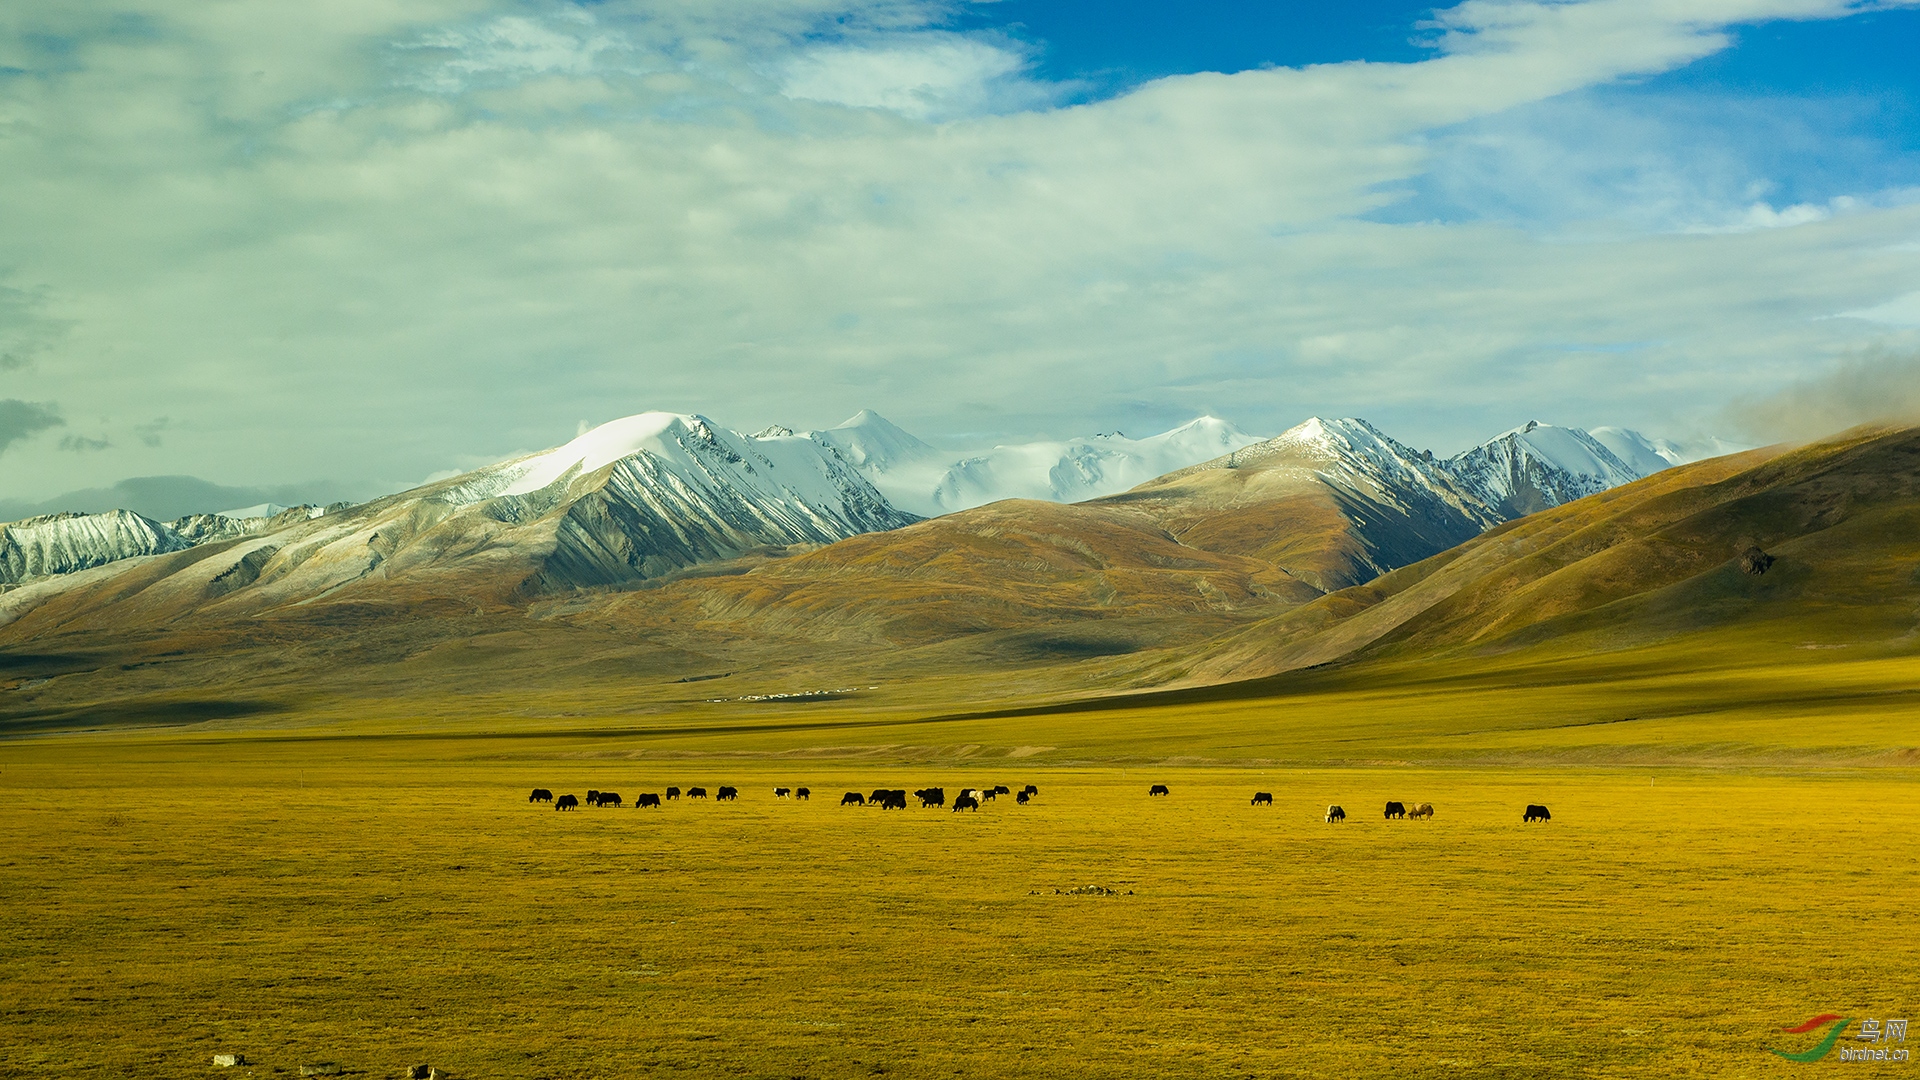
[1584,426,1678,475]
[497,411,709,497]
[1443,422,1642,518]
[432,410,921,590]
[0,510,192,585]
[804,412,1266,517]
[813,409,943,471]
[1588,427,1749,472]
[1207,417,1499,529]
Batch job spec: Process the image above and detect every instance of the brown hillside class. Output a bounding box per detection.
[1164,423,1920,686]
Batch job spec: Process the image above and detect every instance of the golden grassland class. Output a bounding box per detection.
[4,639,1918,1080]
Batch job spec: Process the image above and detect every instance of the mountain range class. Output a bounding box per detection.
[2,402,1837,741]
[0,409,1728,594]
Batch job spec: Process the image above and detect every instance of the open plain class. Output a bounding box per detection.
[4,640,1917,1079]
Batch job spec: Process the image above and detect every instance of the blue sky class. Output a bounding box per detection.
[952,2,1920,227]
[2,0,1919,508]
[951,1,1438,84]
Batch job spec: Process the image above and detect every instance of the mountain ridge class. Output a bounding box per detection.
[0,408,1736,597]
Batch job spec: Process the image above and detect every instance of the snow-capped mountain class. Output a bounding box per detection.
[1104,417,1506,590]
[0,407,1745,598]
[1222,416,1504,529]
[1587,427,1750,474]
[0,511,194,585]
[796,410,1265,517]
[0,507,316,586]
[1442,421,1645,518]
[461,411,918,586]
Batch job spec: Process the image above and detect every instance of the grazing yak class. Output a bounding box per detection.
[556,794,579,811]
[1409,802,1434,819]
[665,787,681,800]
[716,786,738,801]
[915,787,946,808]
[637,793,662,808]
[1015,791,1030,805]
[880,790,909,810]
[993,785,1011,795]
[1251,792,1273,806]
[587,790,601,807]
[1384,801,1405,819]
[953,795,980,812]
[774,787,791,798]
[529,788,553,803]
[1524,804,1552,822]
[1022,784,1038,796]
[840,792,865,806]
[795,787,810,800]
[1325,805,1345,823]
[594,792,623,808]
[687,787,709,799]
[868,788,892,805]
[1149,784,1170,797]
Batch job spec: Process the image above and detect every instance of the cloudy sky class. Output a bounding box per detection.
[3,0,1919,512]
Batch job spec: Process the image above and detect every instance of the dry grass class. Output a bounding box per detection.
[2,730,1916,1079]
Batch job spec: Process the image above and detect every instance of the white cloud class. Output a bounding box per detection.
[1841,290,1920,327]
[408,14,630,92]
[2,0,1919,502]
[779,35,1054,120]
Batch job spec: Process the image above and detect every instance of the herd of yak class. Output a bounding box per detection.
[527,784,1553,821]
[528,784,1036,811]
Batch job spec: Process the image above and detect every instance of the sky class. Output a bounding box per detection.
[3,0,1920,512]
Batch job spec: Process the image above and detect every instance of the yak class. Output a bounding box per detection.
[1149,784,1170,797]
[795,787,810,800]
[716,786,738,801]
[1325,805,1346,823]
[1251,792,1273,806]
[556,794,580,811]
[529,788,553,803]
[840,792,865,806]
[952,795,980,812]
[1524,804,1551,823]
[637,793,662,808]
[1384,801,1406,819]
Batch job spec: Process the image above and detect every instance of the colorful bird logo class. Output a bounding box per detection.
[1773,1015,1852,1062]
